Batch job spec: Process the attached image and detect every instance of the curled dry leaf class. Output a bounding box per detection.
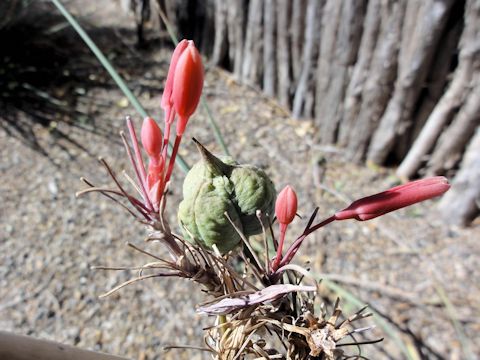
[197,284,316,315]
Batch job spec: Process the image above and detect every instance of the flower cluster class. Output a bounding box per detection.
[125,40,203,216]
[78,40,203,260]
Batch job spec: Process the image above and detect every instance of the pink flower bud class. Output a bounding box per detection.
[275,185,298,225]
[161,39,189,116]
[172,41,204,135]
[141,117,163,159]
[334,176,450,221]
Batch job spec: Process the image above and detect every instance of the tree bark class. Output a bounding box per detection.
[394,5,463,161]
[313,0,342,122]
[263,0,276,96]
[318,0,367,144]
[337,0,382,147]
[439,127,480,226]
[292,0,323,119]
[396,0,480,179]
[211,0,228,66]
[227,0,246,79]
[275,0,291,107]
[346,0,405,163]
[410,17,463,144]
[367,0,455,165]
[290,0,307,86]
[241,0,263,84]
[427,81,480,175]
[204,0,216,55]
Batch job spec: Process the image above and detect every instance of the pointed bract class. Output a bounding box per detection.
[334,176,450,221]
[275,185,298,225]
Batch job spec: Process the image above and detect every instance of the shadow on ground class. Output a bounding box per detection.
[0,0,170,161]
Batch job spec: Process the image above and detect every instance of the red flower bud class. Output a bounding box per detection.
[161,39,189,118]
[141,117,162,159]
[172,41,204,135]
[334,176,450,221]
[275,185,298,225]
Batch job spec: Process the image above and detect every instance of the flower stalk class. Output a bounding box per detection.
[272,177,450,275]
[271,185,297,272]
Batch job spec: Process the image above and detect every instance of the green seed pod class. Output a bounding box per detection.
[178,140,276,253]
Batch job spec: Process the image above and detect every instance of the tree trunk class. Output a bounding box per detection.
[227,0,246,79]
[318,0,367,144]
[367,0,455,165]
[211,0,228,66]
[263,0,276,96]
[337,0,382,147]
[409,16,463,144]
[275,0,291,107]
[396,0,480,179]
[292,0,323,119]
[290,0,307,86]
[439,127,480,226]
[241,0,263,84]
[313,0,342,122]
[346,0,405,163]
[427,81,480,175]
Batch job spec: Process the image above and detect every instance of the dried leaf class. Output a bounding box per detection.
[197,284,316,315]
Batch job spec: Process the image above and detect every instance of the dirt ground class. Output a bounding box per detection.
[0,2,479,359]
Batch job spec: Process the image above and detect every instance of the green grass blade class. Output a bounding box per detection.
[50,0,146,117]
[200,97,230,156]
[434,283,475,360]
[157,7,230,156]
[49,0,189,173]
[157,6,178,45]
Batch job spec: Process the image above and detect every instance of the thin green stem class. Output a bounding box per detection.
[50,0,146,117]
[434,283,475,360]
[201,96,230,156]
[157,6,178,44]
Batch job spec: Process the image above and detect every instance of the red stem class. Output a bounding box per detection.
[271,223,288,272]
[126,117,147,185]
[162,123,171,163]
[279,215,335,268]
[165,135,182,184]
[121,130,153,211]
[161,108,176,163]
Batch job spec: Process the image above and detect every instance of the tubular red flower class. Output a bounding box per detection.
[172,41,204,135]
[275,185,298,225]
[334,176,450,221]
[141,117,162,160]
[161,39,189,117]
